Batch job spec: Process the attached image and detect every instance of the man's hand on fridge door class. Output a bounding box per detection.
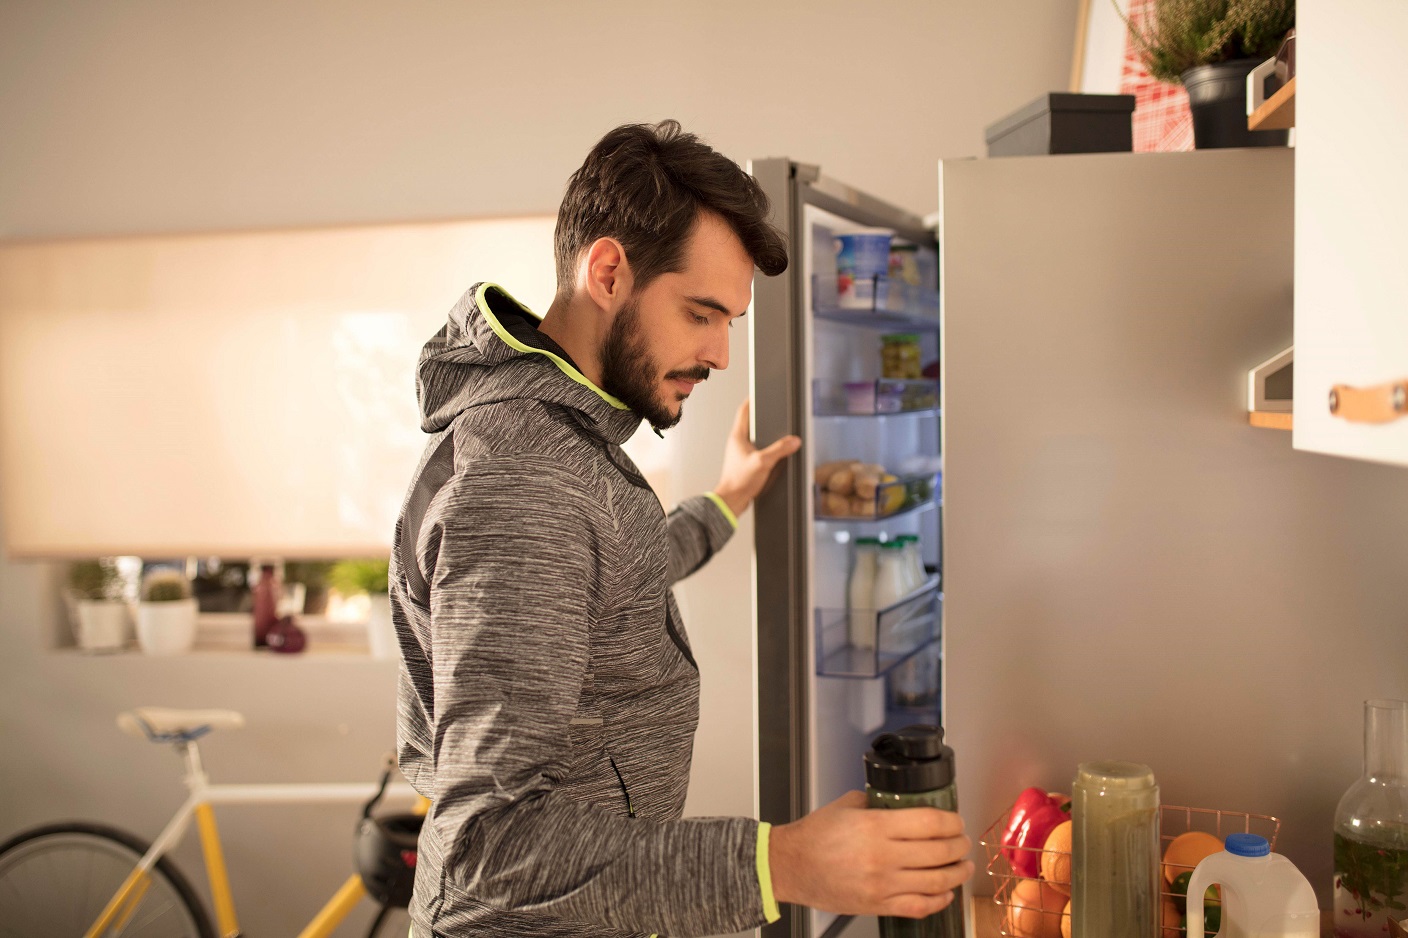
[768,790,974,919]
[711,399,802,519]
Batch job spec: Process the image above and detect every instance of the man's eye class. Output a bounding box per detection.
[692,313,710,325]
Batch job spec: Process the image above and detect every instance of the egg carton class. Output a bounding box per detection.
[979,803,1281,937]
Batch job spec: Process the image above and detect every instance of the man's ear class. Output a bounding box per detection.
[582,237,634,314]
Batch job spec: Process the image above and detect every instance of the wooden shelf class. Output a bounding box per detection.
[1249,75,1296,131]
[1249,410,1293,430]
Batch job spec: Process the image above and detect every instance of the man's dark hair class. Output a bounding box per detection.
[554,120,788,299]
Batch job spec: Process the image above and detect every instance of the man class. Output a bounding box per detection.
[392,120,972,937]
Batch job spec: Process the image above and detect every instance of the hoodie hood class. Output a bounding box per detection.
[416,282,642,445]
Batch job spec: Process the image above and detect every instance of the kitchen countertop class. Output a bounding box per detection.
[966,898,1338,937]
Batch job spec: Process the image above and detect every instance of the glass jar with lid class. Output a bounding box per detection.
[881,334,923,380]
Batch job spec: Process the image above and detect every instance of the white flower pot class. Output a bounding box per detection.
[366,593,398,660]
[75,600,131,653]
[136,599,200,655]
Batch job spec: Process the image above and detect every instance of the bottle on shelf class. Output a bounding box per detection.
[873,541,914,656]
[873,542,912,610]
[251,560,280,649]
[847,538,882,650]
[891,642,939,711]
[898,534,927,587]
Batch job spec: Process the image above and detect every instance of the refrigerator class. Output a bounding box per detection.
[749,160,947,938]
[745,149,1408,938]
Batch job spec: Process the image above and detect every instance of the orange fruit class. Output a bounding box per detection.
[1006,879,1068,938]
[1162,831,1224,885]
[1040,820,1073,895]
[1060,899,1072,938]
[1161,895,1183,938]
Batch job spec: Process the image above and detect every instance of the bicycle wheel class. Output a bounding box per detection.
[0,822,215,938]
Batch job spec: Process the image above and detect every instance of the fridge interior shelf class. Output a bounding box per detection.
[813,378,940,417]
[815,471,938,521]
[812,274,940,330]
[814,578,941,678]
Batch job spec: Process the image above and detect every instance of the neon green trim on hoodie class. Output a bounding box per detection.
[475,282,629,411]
[757,822,781,923]
[705,492,739,530]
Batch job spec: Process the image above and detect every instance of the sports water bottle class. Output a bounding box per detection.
[865,725,965,938]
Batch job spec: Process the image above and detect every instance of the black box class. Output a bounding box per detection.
[984,93,1137,157]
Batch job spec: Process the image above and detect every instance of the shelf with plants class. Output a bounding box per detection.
[1118,1,1295,149]
[813,378,940,418]
[814,578,941,679]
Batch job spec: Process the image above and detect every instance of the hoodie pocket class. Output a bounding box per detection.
[607,754,637,819]
[662,603,697,671]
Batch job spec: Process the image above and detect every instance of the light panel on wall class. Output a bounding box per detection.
[0,217,570,559]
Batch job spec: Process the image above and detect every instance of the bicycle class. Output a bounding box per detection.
[0,707,427,937]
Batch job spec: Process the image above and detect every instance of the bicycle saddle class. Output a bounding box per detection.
[118,707,246,741]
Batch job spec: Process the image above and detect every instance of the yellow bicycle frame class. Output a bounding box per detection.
[83,783,428,938]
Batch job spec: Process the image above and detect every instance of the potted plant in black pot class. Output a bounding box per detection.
[329,558,394,659]
[1120,0,1295,148]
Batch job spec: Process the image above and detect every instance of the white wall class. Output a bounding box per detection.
[0,0,1079,240]
[0,1,1079,934]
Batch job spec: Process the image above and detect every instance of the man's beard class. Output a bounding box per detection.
[600,298,708,432]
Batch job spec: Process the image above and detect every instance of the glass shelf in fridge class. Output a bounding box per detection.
[812,274,940,331]
[814,579,941,679]
[815,471,939,522]
[812,378,940,417]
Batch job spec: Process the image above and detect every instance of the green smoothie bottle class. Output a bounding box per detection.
[865,724,965,938]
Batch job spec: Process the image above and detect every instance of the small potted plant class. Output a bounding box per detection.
[1119,0,1294,148]
[329,559,394,659]
[67,559,130,652]
[283,561,332,615]
[135,568,200,655]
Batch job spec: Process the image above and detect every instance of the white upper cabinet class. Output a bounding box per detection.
[1293,0,1408,467]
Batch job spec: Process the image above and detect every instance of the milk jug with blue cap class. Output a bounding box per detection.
[1186,832,1319,938]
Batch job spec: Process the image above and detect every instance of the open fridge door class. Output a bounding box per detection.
[750,160,943,938]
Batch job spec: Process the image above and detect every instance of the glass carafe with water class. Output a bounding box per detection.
[1333,698,1408,938]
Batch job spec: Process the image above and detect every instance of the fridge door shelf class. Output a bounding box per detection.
[813,378,940,417]
[814,580,941,679]
[888,642,942,712]
[815,471,939,521]
[812,274,941,330]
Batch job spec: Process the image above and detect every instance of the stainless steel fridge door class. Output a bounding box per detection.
[750,159,938,938]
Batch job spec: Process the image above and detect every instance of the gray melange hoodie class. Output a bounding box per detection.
[392,283,779,938]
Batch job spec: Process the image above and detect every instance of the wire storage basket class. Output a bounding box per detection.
[979,803,1281,938]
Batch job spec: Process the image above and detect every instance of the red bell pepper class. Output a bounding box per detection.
[1001,786,1071,878]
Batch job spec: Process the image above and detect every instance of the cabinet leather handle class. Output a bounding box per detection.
[1328,378,1408,424]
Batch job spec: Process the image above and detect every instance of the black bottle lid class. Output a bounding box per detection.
[864,724,955,793]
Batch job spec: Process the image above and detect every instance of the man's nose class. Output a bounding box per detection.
[703,323,730,371]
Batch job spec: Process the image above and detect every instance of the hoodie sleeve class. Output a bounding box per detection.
[665,493,738,586]
[421,456,770,937]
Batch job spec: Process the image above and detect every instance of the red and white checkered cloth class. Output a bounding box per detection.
[1118,0,1194,152]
